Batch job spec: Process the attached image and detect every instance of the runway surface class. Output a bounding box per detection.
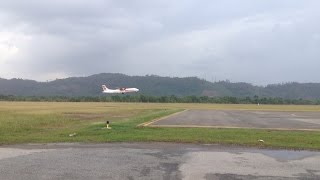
[149,110,320,130]
[0,143,319,180]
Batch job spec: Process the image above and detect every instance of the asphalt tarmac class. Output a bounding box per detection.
[0,143,319,180]
[150,110,320,130]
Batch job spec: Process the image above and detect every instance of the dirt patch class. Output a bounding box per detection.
[63,112,105,121]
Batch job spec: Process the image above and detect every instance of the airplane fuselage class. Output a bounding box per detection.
[103,88,139,94]
[102,85,139,94]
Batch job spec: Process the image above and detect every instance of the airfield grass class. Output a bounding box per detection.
[0,102,320,150]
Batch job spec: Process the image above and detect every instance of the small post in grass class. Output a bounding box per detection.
[106,121,111,129]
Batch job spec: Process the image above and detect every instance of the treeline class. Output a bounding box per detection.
[1,94,320,105]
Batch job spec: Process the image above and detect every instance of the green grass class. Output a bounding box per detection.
[0,102,320,150]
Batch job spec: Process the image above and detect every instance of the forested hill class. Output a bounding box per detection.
[1,73,320,99]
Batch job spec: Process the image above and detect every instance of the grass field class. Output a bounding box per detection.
[0,102,320,150]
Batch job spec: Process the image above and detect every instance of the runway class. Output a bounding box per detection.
[0,143,319,180]
[148,110,320,131]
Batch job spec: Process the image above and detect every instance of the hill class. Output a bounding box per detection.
[0,73,320,99]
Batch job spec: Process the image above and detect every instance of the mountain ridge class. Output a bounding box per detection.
[1,73,320,99]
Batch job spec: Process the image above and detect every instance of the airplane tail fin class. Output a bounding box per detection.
[102,85,108,91]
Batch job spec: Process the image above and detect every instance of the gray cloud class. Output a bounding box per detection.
[0,0,319,84]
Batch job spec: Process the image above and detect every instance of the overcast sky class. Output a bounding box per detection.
[0,0,320,85]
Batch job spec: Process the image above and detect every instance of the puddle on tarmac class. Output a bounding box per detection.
[249,149,319,161]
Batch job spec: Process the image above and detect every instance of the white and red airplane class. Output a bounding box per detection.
[102,85,139,94]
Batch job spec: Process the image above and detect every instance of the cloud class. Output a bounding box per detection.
[0,32,20,62]
[0,0,319,84]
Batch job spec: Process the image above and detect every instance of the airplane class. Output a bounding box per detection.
[102,85,139,94]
